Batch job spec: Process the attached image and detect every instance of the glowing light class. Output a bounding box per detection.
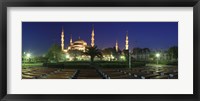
[155,53,160,65]
[66,54,70,58]
[120,55,126,60]
[155,53,160,58]
[69,57,73,61]
[26,53,31,58]
[111,55,114,59]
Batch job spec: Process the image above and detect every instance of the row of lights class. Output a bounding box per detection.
[23,51,161,64]
[63,53,161,61]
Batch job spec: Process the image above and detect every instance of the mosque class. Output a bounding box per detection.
[61,25,95,53]
[60,25,129,54]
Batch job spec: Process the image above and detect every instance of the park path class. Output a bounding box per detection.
[75,69,103,79]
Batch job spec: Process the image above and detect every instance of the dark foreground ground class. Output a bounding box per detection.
[22,65,178,79]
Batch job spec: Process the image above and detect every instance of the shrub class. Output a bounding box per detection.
[43,61,146,69]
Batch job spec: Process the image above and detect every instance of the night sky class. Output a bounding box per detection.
[22,22,178,56]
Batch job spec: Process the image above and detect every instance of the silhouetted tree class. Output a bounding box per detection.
[143,48,150,61]
[68,50,83,61]
[168,46,178,60]
[84,46,102,62]
[46,44,62,63]
[102,47,122,60]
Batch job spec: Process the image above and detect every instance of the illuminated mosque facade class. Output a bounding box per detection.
[60,25,129,61]
[61,25,95,53]
[61,25,129,53]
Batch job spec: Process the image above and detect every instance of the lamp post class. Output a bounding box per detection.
[26,53,31,63]
[155,53,160,65]
[129,50,131,68]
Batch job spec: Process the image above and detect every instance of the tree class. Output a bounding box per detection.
[168,46,178,60]
[132,48,151,61]
[68,50,83,61]
[143,48,150,61]
[132,47,142,60]
[84,46,102,63]
[34,56,46,63]
[101,47,120,60]
[102,48,114,55]
[132,47,142,55]
[122,49,129,62]
[46,44,62,63]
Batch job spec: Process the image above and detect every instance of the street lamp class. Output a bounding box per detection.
[26,53,31,58]
[129,50,131,68]
[155,53,160,64]
[26,53,31,63]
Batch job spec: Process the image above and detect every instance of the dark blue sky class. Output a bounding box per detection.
[22,22,178,56]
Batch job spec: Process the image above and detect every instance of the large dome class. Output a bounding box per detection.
[61,25,94,53]
[67,38,88,52]
[73,39,87,45]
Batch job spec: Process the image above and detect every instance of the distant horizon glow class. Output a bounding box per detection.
[22,22,178,56]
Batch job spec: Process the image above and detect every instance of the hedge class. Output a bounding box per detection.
[43,61,146,69]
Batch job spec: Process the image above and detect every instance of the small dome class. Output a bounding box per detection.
[74,39,86,44]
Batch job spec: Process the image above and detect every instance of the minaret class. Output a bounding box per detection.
[116,40,118,52]
[125,31,129,50]
[91,25,95,47]
[61,27,65,51]
[70,33,73,45]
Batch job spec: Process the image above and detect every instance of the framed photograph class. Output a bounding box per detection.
[0,0,199,101]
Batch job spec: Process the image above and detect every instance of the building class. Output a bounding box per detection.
[61,25,95,53]
[60,25,130,61]
[67,37,88,52]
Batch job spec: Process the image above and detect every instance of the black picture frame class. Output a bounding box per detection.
[0,0,199,101]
